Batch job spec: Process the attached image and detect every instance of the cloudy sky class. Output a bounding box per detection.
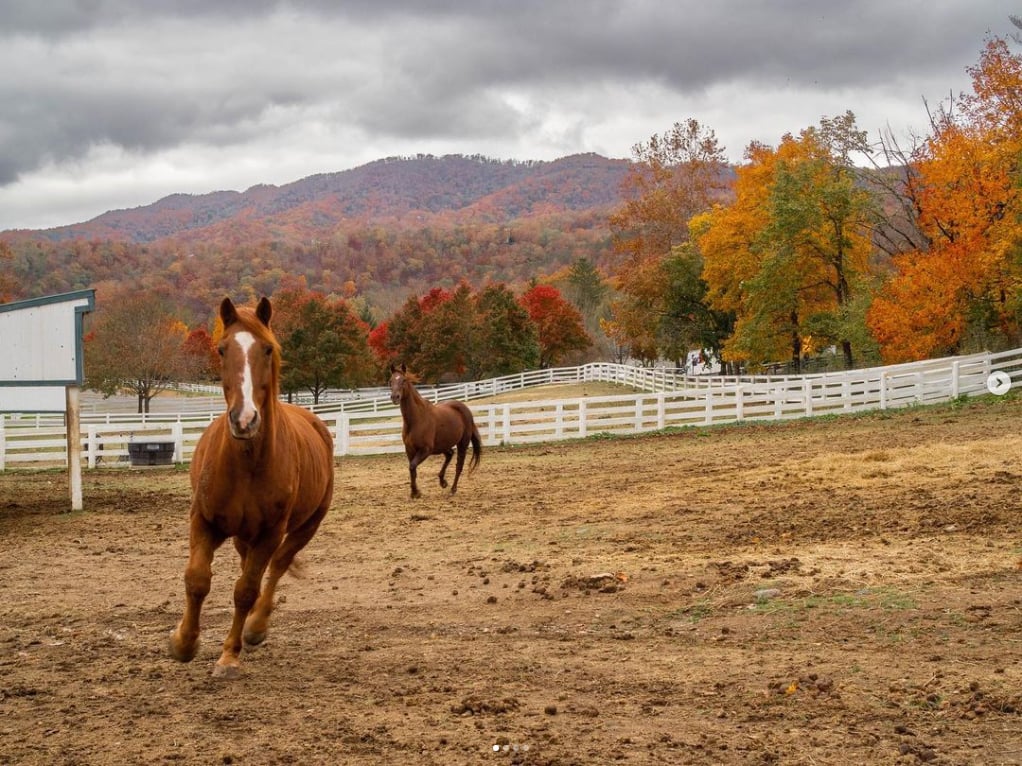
[0,1,1015,232]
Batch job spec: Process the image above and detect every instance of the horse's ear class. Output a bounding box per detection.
[389,364,397,374]
[400,363,407,374]
[220,297,238,328]
[256,297,272,327]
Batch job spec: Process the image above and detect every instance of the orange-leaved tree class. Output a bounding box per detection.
[868,36,1022,361]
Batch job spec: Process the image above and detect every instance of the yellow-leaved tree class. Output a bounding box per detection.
[697,113,879,371]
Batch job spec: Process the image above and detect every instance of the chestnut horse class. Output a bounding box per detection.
[389,364,481,498]
[169,297,335,677]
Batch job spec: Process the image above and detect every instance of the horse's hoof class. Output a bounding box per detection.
[243,628,267,647]
[168,630,198,663]
[439,478,448,488]
[212,662,242,679]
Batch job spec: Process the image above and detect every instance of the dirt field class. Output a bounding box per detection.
[1,394,1020,765]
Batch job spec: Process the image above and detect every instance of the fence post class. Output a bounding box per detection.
[951,361,960,399]
[336,415,350,456]
[87,425,98,469]
[879,372,888,410]
[578,401,588,438]
[172,422,184,463]
[486,406,497,446]
[0,416,5,472]
[803,379,813,417]
[501,405,512,445]
[704,390,714,426]
[657,393,665,430]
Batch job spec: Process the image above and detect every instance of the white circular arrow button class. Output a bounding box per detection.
[986,371,1012,395]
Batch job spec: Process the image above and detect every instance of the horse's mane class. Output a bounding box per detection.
[392,364,420,385]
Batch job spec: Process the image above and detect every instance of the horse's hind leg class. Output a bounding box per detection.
[438,449,454,489]
[169,515,224,663]
[213,534,280,678]
[244,503,329,647]
[449,444,468,495]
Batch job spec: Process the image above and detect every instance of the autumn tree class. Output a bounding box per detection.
[474,283,540,377]
[608,119,731,361]
[764,112,878,368]
[519,285,591,367]
[367,321,392,366]
[383,289,441,374]
[0,241,17,301]
[378,282,548,382]
[563,257,610,333]
[610,119,731,265]
[182,327,217,381]
[698,115,879,371]
[271,285,375,403]
[603,257,661,363]
[868,36,1022,360]
[660,243,735,368]
[696,142,785,368]
[84,289,200,413]
[413,283,476,382]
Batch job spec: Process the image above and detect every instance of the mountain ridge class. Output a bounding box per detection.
[10,152,634,245]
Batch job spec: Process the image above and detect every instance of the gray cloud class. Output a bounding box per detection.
[0,0,1015,230]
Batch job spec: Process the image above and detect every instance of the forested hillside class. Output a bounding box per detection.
[0,153,632,320]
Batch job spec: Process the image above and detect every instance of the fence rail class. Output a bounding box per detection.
[2,348,1020,470]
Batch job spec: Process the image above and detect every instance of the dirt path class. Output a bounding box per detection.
[1,396,1020,765]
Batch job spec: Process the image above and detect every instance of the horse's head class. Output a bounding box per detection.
[218,296,281,440]
[388,363,408,405]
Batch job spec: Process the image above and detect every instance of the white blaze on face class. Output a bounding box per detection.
[233,331,258,431]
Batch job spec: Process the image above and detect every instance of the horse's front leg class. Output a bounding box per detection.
[437,449,454,489]
[169,515,224,662]
[408,451,428,498]
[213,534,280,678]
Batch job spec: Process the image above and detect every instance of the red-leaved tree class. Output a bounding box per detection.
[520,285,591,367]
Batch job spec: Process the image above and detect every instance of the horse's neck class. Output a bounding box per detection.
[401,383,432,416]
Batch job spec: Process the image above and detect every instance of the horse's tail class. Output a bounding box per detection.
[468,423,482,473]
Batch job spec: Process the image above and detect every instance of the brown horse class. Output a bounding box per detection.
[169,297,335,677]
[389,364,481,498]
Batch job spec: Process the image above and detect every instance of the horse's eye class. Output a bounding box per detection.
[264,346,273,357]
[217,346,225,357]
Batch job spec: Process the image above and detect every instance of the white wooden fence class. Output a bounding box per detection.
[2,348,1020,470]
